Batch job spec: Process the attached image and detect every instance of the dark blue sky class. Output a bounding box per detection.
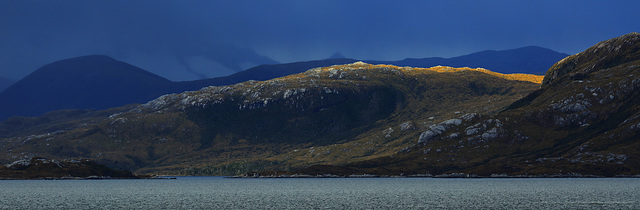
[1,0,639,81]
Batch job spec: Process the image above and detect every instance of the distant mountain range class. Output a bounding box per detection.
[0,46,567,121]
[371,46,569,75]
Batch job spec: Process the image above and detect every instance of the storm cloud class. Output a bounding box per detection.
[1,0,639,81]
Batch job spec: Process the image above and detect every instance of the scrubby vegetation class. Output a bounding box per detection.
[0,61,540,175]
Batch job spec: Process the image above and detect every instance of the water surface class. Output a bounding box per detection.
[1,177,639,209]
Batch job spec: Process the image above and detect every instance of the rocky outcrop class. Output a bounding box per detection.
[543,32,640,85]
[0,157,139,179]
[418,113,479,145]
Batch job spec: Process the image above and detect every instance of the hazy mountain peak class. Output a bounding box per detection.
[25,55,169,80]
[0,55,173,120]
[327,52,346,59]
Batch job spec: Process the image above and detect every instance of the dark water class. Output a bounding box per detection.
[1,177,639,209]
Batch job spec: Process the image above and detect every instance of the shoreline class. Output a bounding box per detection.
[0,175,176,180]
[227,173,640,179]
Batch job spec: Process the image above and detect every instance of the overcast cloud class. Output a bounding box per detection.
[1,0,639,81]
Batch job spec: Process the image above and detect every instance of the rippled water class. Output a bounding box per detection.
[1,177,639,209]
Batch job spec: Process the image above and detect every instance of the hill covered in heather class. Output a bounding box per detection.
[0,62,542,174]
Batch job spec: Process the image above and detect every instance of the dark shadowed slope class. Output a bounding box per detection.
[371,46,569,75]
[0,55,174,120]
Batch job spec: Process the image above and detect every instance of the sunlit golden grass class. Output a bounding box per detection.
[313,62,544,84]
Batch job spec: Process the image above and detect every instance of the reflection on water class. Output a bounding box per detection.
[1,177,639,209]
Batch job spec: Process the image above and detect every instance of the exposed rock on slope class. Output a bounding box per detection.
[0,62,541,174]
[543,32,640,85]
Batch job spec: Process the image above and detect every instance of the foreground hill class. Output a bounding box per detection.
[304,32,640,177]
[0,62,541,174]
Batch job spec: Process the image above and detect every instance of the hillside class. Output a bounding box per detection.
[315,32,640,177]
[0,62,541,174]
[0,105,135,138]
